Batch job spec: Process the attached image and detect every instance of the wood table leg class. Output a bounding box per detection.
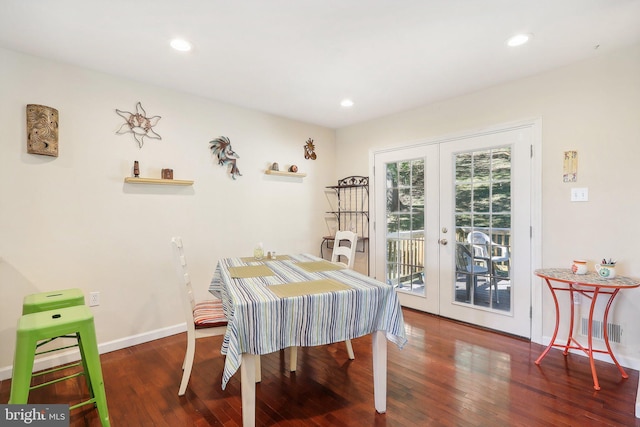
[254,354,261,383]
[372,330,387,413]
[289,346,298,372]
[240,353,256,427]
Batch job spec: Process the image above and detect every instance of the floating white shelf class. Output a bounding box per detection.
[264,170,307,178]
[124,177,194,186]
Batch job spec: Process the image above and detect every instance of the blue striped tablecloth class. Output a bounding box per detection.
[210,253,407,389]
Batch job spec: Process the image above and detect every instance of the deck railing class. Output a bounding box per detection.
[387,227,511,286]
[386,231,425,286]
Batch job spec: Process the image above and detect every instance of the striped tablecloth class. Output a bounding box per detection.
[210,253,407,389]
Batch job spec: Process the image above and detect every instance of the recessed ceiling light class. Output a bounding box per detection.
[506,33,532,47]
[170,38,192,52]
[340,99,354,108]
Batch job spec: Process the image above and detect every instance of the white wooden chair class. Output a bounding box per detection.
[289,231,358,371]
[331,230,358,269]
[331,230,358,359]
[171,237,262,396]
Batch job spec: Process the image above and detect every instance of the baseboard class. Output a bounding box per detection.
[539,334,640,370]
[0,323,187,381]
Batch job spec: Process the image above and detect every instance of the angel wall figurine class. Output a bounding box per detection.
[209,136,241,179]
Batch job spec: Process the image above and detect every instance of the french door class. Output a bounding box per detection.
[372,122,537,338]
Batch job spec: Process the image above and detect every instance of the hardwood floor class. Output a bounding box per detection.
[2,308,639,426]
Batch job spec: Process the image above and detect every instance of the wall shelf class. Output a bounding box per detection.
[124,177,194,186]
[264,170,307,178]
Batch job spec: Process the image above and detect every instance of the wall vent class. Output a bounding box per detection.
[580,318,623,344]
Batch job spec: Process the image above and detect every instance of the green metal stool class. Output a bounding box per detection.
[9,305,110,426]
[21,289,86,353]
[21,288,93,398]
[22,288,85,315]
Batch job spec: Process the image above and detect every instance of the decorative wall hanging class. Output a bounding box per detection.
[26,104,59,157]
[115,102,161,148]
[304,138,317,160]
[209,136,242,179]
[563,150,578,182]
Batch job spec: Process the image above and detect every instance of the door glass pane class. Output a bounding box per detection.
[492,182,511,211]
[455,184,471,212]
[385,158,425,295]
[455,153,472,181]
[398,161,411,186]
[454,147,511,312]
[472,183,490,212]
[473,151,491,182]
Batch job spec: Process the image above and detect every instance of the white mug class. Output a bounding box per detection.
[595,264,616,279]
[572,260,587,275]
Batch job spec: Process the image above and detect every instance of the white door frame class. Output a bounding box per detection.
[369,118,543,344]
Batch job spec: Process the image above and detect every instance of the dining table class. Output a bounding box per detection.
[210,253,407,427]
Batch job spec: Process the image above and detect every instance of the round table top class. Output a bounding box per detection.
[535,268,640,289]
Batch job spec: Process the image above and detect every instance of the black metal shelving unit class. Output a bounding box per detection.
[321,176,369,274]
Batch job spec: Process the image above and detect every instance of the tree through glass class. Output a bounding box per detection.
[454,147,512,311]
[386,158,425,294]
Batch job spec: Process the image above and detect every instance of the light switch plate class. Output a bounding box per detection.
[571,187,588,202]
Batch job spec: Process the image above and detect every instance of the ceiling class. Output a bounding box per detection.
[1,1,639,129]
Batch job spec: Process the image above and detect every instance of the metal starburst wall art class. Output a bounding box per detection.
[209,136,242,180]
[115,102,161,148]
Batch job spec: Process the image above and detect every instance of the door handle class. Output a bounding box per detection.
[438,238,448,246]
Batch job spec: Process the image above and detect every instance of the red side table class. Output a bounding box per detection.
[534,268,640,390]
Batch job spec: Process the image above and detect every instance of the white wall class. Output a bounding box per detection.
[335,44,640,368]
[0,47,336,377]
[3,42,640,378]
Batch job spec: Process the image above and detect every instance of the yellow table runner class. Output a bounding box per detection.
[239,255,292,262]
[297,260,345,273]
[228,265,275,278]
[269,279,351,299]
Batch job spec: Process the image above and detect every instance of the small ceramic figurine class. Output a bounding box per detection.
[133,160,140,177]
[289,165,298,173]
[162,168,173,179]
[271,162,279,171]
